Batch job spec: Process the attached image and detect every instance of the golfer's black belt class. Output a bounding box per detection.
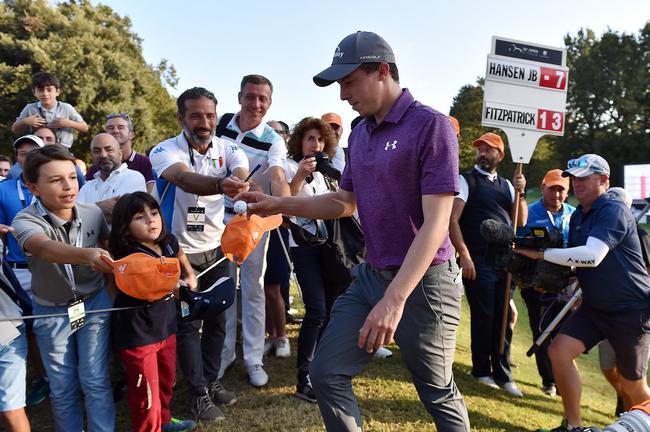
[373,267,400,281]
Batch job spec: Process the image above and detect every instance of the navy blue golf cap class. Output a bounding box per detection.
[179,277,235,321]
[313,31,395,87]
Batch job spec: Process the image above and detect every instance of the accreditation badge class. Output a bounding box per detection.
[187,207,206,232]
[67,296,86,331]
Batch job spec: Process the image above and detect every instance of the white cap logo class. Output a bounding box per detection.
[333,46,344,59]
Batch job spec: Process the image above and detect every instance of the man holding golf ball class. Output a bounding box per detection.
[150,87,249,423]
[234,31,470,431]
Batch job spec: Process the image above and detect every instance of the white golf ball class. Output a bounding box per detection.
[233,200,248,214]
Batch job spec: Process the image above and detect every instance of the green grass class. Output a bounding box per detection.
[25,286,622,431]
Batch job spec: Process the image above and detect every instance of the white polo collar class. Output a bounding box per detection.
[473,165,499,182]
[228,112,266,138]
[93,162,128,182]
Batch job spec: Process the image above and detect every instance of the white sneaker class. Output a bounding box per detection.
[248,364,268,388]
[501,381,523,397]
[476,376,499,389]
[374,346,393,359]
[275,336,290,358]
[263,338,276,357]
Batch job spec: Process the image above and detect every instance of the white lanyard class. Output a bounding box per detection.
[177,134,216,205]
[35,200,83,292]
[16,180,27,208]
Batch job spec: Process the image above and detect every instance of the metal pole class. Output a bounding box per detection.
[527,285,581,357]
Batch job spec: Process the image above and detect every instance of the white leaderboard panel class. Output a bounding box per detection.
[483,36,568,139]
[482,100,565,135]
[486,55,568,92]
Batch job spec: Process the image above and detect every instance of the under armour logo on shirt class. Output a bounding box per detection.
[385,140,397,151]
[86,230,95,237]
[252,231,259,241]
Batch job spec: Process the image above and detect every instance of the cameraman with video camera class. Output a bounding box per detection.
[516,154,650,432]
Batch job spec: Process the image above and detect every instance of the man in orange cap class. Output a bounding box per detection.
[447,116,460,137]
[519,169,575,397]
[321,113,346,173]
[449,131,528,397]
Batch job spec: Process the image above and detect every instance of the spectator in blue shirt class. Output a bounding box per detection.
[518,169,575,398]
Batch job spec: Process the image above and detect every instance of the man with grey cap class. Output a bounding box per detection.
[235,30,470,431]
[516,154,650,432]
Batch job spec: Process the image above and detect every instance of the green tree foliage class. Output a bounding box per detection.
[560,23,650,185]
[449,22,650,187]
[0,0,178,161]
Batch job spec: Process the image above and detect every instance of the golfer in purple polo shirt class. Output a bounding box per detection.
[235,31,470,431]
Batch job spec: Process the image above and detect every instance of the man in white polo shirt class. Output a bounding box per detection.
[215,74,290,388]
[150,87,249,423]
[77,133,146,221]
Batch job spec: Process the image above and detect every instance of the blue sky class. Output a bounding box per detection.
[95,0,648,145]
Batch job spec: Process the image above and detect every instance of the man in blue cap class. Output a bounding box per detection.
[235,30,470,431]
[516,154,650,432]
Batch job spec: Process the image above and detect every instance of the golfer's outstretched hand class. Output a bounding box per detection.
[358,295,405,353]
[234,191,282,218]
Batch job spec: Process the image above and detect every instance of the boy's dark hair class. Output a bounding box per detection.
[176,87,218,117]
[23,145,76,184]
[358,63,400,83]
[32,72,61,90]
[109,192,171,256]
[0,155,11,163]
[240,74,273,94]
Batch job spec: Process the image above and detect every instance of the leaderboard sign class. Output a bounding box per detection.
[483,36,569,136]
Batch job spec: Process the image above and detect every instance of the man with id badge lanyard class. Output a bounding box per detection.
[11,145,116,432]
[150,87,249,422]
[518,169,575,397]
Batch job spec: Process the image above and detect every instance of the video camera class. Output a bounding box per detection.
[480,219,571,293]
[303,151,341,181]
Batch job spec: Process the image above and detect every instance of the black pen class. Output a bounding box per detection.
[244,163,262,182]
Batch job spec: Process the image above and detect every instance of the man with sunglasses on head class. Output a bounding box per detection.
[516,154,650,432]
[86,113,155,193]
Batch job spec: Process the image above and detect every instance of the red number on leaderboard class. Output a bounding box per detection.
[537,109,564,132]
[539,67,567,90]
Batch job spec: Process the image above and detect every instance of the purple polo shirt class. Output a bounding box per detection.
[340,89,459,270]
[86,150,154,183]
